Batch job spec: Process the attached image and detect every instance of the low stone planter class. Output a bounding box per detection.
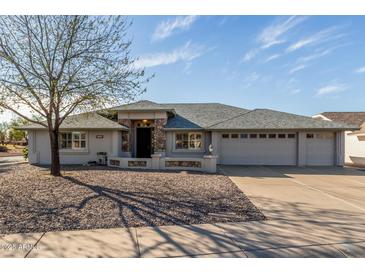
[108,154,218,173]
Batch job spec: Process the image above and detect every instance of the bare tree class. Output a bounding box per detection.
[0,16,148,176]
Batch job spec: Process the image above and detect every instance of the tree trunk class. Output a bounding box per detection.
[49,129,61,176]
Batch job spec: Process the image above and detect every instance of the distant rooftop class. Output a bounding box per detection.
[319,112,365,128]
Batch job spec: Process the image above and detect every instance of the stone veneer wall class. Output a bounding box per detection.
[165,160,202,168]
[118,119,133,152]
[153,118,167,152]
[119,118,167,155]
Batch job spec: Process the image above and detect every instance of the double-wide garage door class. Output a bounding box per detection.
[220,132,335,166]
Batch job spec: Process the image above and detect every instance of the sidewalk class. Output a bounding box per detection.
[1,219,364,258]
[0,156,26,166]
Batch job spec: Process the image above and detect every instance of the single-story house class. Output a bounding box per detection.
[313,112,365,167]
[19,100,356,173]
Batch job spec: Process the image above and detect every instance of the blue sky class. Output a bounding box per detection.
[1,15,364,122]
[129,15,365,116]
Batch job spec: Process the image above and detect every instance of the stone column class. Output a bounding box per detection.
[118,119,133,154]
[153,118,167,155]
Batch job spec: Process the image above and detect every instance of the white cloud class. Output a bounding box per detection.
[242,49,259,62]
[218,16,228,27]
[316,81,348,96]
[264,54,280,63]
[241,72,260,88]
[289,64,308,74]
[289,88,301,95]
[152,16,198,41]
[182,62,192,75]
[258,16,308,49]
[297,48,333,63]
[287,26,346,52]
[355,66,365,74]
[134,41,207,69]
[243,16,307,63]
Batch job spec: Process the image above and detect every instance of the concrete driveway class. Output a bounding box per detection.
[219,165,365,257]
[1,165,364,258]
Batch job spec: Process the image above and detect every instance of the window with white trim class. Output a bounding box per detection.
[175,132,202,150]
[60,133,72,149]
[59,132,87,150]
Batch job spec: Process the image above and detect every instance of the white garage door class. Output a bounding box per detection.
[305,132,335,166]
[220,133,297,165]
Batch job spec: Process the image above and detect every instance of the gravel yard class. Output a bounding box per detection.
[0,165,265,234]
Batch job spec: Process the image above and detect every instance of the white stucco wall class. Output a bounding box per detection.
[28,129,122,165]
[345,131,365,165]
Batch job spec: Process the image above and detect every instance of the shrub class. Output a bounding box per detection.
[23,147,28,160]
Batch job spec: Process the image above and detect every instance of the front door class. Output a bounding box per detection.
[136,128,152,158]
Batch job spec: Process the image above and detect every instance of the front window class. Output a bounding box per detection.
[59,132,87,150]
[175,132,202,150]
[60,133,72,149]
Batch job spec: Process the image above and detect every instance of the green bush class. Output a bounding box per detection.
[23,147,28,160]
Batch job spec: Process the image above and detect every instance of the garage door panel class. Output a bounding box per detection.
[221,135,297,165]
[306,133,335,166]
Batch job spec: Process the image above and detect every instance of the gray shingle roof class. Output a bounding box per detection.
[164,103,250,129]
[111,100,249,129]
[18,112,127,130]
[111,100,175,113]
[21,101,356,131]
[112,101,356,130]
[208,109,358,130]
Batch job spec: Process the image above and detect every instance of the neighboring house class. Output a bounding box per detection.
[19,100,356,173]
[313,112,365,167]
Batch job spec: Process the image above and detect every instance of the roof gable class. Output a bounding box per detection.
[111,100,175,113]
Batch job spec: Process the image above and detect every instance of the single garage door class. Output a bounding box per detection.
[220,132,297,165]
[305,132,335,166]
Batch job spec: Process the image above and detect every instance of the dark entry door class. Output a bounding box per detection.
[136,128,152,158]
